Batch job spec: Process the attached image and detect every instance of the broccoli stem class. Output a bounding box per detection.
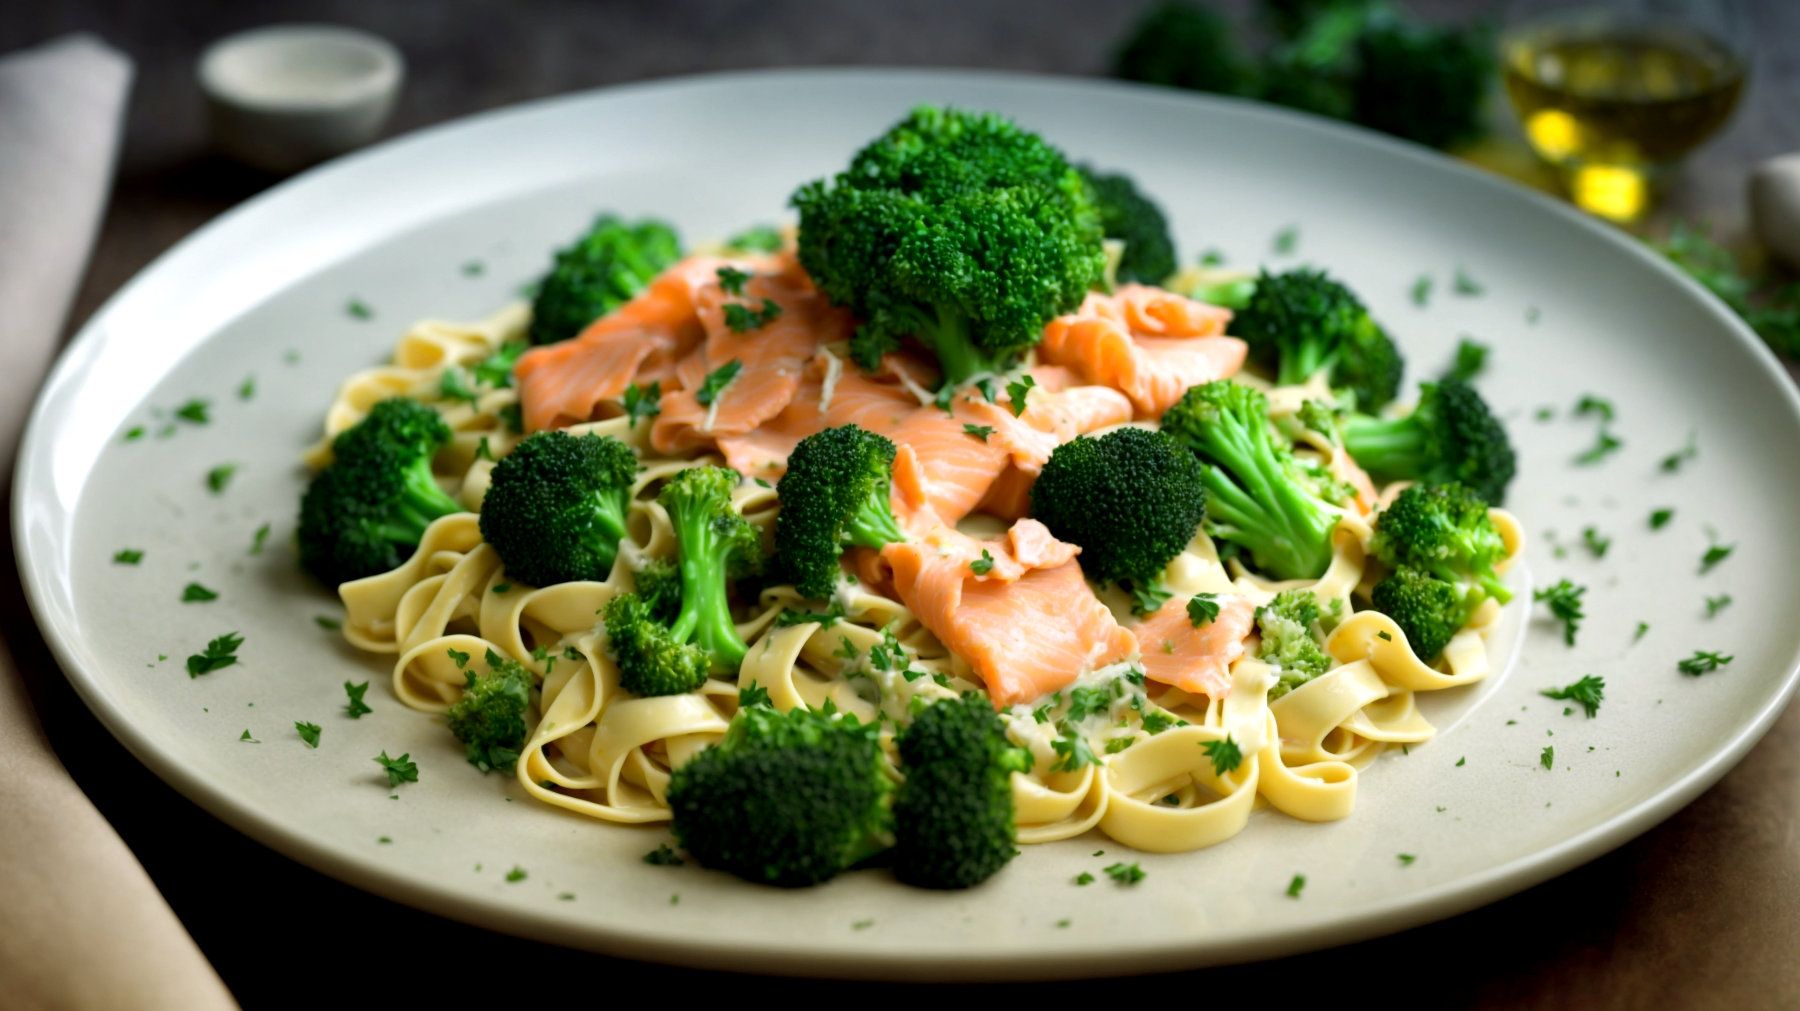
[846,489,906,550]
[387,459,463,542]
[1193,411,1337,580]
[666,503,751,672]
[915,304,1007,387]
[1276,341,1335,388]
[583,488,632,575]
[1340,415,1428,477]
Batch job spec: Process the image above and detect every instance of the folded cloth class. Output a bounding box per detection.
[0,34,237,1010]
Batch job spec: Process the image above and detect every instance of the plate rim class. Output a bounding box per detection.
[17,66,1800,980]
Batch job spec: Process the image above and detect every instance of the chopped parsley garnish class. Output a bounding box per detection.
[1273,225,1298,254]
[963,423,995,442]
[773,601,846,628]
[834,636,860,661]
[1581,527,1610,559]
[296,721,321,748]
[623,381,662,427]
[240,729,259,743]
[1453,265,1483,296]
[737,681,772,710]
[1398,854,1416,866]
[250,523,270,554]
[123,425,145,442]
[505,866,527,882]
[315,616,341,631]
[1411,275,1431,306]
[1051,722,1099,772]
[1186,593,1219,628]
[1574,394,1615,423]
[1535,407,1554,422]
[1539,745,1555,770]
[462,260,484,276]
[726,225,784,252]
[185,632,243,677]
[1574,428,1623,465]
[206,464,237,494]
[491,584,511,594]
[239,376,257,401]
[1201,735,1243,776]
[975,378,997,403]
[1706,594,1732,617]
[1700,539,1734,573]
[933,383,956,414]
[1140,709,1178,735]
[113,549,143,564]
[439,368,479,405]
[343,680,373,718]
[1104,862,1146,885]
[181,582,218,603]
[1456,756,1465,766]
[1677,650,1733,675]
[446,647,470,668]
[1534,580,1586,646]
[644,844,686,866]
[1660,431,1698,472]
[1200,249,1225,266]
[498,402,523,433]
[472,341,526,388]
[852,919,874,930]
[695,360,743,405]
[1104,737,1136,754]
[1033,703,1053,724]
[1377,631,1392,641]
[1649,508,1674,530]
[375,751,419,787]
[723,298,782,333]
[1444,338,1488,383]
[1634,621,1649,642]
[1540,674,1604,717]
[715,266,751,296]
[346,298,373,320]
[1006,374,1036,417]
[1527,306,1541,323]
[970,549,995,575]
[1286,874,1306,898]
[175,399,211,424]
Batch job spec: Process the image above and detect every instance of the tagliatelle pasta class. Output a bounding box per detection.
[317,299,1522,856]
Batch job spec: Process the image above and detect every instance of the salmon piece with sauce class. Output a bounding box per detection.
[1041,287,1248,418]
[1132,594,1258,699]
[885,543,1137,708]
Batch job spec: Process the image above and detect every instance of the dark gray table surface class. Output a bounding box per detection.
[7,1,1800,1005]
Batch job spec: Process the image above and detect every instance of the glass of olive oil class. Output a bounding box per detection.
[1502,0,1748,222]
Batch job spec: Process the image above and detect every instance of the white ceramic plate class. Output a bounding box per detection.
[18,70,1800,980]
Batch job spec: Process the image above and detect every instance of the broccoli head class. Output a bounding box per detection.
[1257,588,1332,699]
[446,648,533,773]
[1112,2,1255,96]
[1230,267,1404,410]
[1370,482,1512,603]
[529,215,681,346]
[1161,381,1342,581]
[774,425,907,600]
[1080,167,1177,285]
[893,694,1024,889]
[600,591,710,697]
[1371,565,1479,662]
[1030,427,1208,612]
[791,105,1105,382]
[1341,378,1516,504]
[1351,20,1493,151]
[667,705,892,887]
[633,555,682,625]
[298,398,463,587]
[478,430,638,587]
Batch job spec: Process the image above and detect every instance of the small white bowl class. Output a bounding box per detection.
[198,24,404,174]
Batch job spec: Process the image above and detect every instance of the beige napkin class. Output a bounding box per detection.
[0,34,237,1010]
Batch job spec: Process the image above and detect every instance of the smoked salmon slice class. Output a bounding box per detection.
[1132,594,1257,699]
[885,544,1136,708]
[1041,288,1248,418]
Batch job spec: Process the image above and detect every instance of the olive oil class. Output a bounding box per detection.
[1502,20,1743,220]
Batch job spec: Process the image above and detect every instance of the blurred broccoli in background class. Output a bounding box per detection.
[1081,167,1179,286]
[1113,0,1494,152]
[529,215,682,345]
[1659,223,1800,358]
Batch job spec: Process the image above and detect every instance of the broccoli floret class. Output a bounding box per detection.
[1161,381,1342,581]
[1080,167,1177,285]
[1257,588,1332,699]
[1341,378,1516,505]
[1230,267,1404,410]
[723,224,785,253]
[600,591,710,697]
[633,555,682,625]
[774,425,907,600]
[1112,2,1256,96]
[1371,565,1479,662]
[1350,20,1493,150]
[893,694,1023,889]
[528,215,681,346]
[791,106,1105,382]
[446,649,533,773]
[1254,1,1375,120]
[1030,427,1208,612]
[659,466,761,673]
[298,398,463,586]
[478,430,638,587]
[667,705,892,887]
[1370,482,1512,604]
